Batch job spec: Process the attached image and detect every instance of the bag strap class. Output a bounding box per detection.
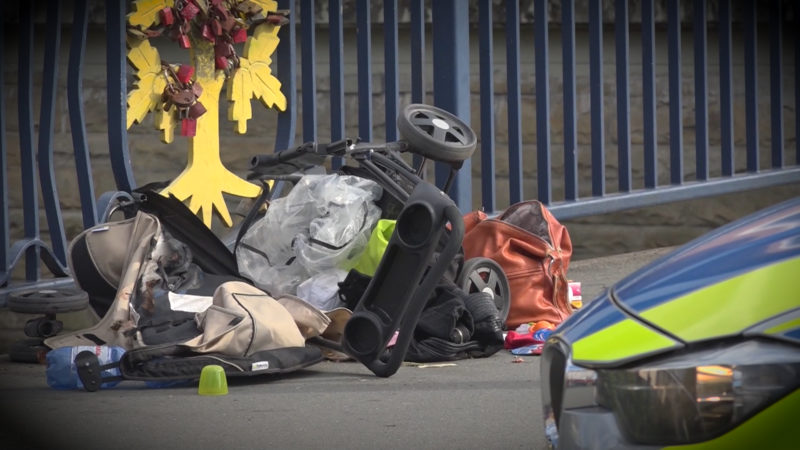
[233,181,273,253]
[545,248,572,320]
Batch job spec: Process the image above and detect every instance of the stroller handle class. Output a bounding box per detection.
[342,181,465,377]
[249,139,411,171]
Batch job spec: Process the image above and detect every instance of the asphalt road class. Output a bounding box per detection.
[0,247,674,450]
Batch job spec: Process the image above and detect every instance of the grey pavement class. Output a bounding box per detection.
[0,247,674,450]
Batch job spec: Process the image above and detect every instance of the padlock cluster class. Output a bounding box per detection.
[127,1,290,138]
[162,64,207,137]
[129,0,289,73]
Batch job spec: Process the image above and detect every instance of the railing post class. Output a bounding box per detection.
[719,0,734,177]
[0,11,7,280]
[589,0,604,196]
[694,0,709,181]
[769,0,784,168]
[615,0,631,192]
[301,0,317,144]
[506,1,523,204]
[410,0,425,104]
[275,0,297,153]
[562,0,578,200]
[384,0,399,142]
[432,0,471,211]
[668,0,683,185]
[329,0,345,170]
[642,0,658,188]
[479,0,496,211]
[357,0,372,142]
[68,0,98,229]
[105,0,135,192]
[744,0,759,172]
[535,0,552,204]
[39,0,67,266]
[796,5,800,164]
[19,2,40,281]
[409,0,426,171]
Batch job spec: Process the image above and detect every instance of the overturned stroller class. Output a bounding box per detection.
[46,104,510,389]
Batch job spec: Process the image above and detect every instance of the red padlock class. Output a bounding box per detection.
[212,4,228,18]
[177,65,195,84]
[180,1,200,21]
[201,23,216,42]
[232,28,247,44]
[211,19,223,37]
[215,40,231,57]
[159,7,175,27]
[191,81,203,99]
[215,56,229,70]
[222,16,236,32]
[188,102,207,119]
[266,14,287,25]
[181,118,197,137]
[178,34,191,49]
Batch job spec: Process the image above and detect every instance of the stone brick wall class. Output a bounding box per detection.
[2,1,799,265]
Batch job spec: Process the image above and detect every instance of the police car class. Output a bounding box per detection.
[541,197,800,449]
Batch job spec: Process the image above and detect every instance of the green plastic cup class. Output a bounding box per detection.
[198,365,228,396]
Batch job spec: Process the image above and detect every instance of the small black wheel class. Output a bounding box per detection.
[457,257,510,324]
[7,288,89,315]
[8,338,50,364]
[397,103,477,163]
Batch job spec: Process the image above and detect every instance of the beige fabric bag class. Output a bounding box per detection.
[68,216,138,294]
[183,282,329,356]
[47,213,331,358]
[276,294,333,339]
[46,212,161,350]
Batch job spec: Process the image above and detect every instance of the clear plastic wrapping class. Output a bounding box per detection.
[236,174,382,298]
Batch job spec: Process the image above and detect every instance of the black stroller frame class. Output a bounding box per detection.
[245,104,479,377]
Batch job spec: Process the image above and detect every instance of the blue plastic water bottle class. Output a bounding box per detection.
[45,345,125,390]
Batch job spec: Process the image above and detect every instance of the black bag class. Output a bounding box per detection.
[404,282,503,362]
[75,343,324,391]
[69,189,243,316]
[338,273,503,362]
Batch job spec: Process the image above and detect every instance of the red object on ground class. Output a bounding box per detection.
[504,330,541,349]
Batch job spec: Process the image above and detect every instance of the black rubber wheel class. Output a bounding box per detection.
[7,288,90,315]
[457,257,511,324]
[397,103,477,163]
[8,338,50,364]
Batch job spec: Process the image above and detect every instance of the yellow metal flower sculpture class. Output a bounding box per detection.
[126,0,286,227]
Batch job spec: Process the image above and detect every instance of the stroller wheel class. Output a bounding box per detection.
[457,258,510,324]
[7,288,89,315]
[397,103,477,163]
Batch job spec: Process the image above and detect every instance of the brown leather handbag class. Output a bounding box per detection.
[462,201,573,329]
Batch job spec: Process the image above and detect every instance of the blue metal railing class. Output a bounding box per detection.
[478,0,496,212]
[505,0,524,205]
[642,0,657,187]
[615,0,631,192]
[719,0,733,177]
[2,0,799,295]
[589,0,605,198]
